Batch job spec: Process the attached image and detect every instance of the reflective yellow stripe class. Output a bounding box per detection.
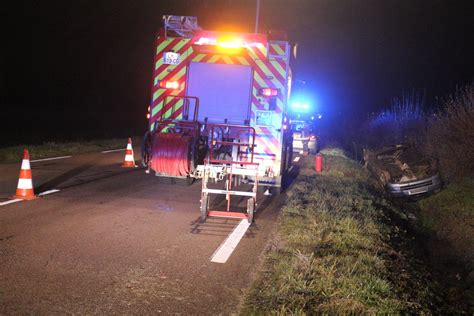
[236,56,250,65]
[208,55,220,63]
[152,89,164,102]
[221,56,233,64]
[192,54,206,62]
[269,60,286,78]
[170,67,187,81]
[158,66,174,80]
[255,60,284,90]
[253,72,267,88]
[171,39,188,54]
[271,43,285,56]
[255,43,267,57]
[155,59,163,70]
[156,39,174,55]
[162,99,184,119]
[151,98,163,116]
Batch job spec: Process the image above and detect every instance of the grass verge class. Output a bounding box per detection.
[417,180,474,265]
[241,148,466,314]
[0,138,139,163]
[416,180,474,310]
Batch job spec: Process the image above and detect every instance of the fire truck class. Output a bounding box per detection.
[142,15,293,222]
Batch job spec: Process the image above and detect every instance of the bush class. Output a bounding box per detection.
[361,92,426,149]
[422,84,474,181]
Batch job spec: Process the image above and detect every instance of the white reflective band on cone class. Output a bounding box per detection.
[127,144,133,150]
[125,154,134,161]
[21,159,31,170]
[17,178,33,189]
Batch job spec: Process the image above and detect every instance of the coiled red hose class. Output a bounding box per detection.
[151,133,192,177]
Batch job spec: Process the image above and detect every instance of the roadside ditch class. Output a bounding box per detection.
[240,148,472,314]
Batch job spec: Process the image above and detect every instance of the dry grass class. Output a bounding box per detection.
[422,84,474,181]
[362,92,426,149]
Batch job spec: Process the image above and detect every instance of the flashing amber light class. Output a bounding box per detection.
[260,88,279,97]
[159,80,179,89]
[195,37,246,48]
[218,38,244,49]
[194,36,251,55]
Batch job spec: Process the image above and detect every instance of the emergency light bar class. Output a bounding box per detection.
[194,37,260,48]
[259,88,279,97]
[159,80,179,89]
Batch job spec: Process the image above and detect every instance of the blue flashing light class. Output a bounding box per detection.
[318,114,322,119]
[291,101,311,112]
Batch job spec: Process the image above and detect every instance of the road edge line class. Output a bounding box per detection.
[210,219,251,264]
[31,156,72,163]
[0,199,22,206]
[38,189,61,197]
[101,149,125,153]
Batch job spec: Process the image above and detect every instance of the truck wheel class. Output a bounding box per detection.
[200,194,209,223]
[247,198,254,223]
[141,131,153,168]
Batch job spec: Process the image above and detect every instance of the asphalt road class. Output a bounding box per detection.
[0,150,292,314]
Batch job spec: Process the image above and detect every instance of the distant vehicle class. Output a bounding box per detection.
[290,120,318,154]
[363,144,442,197]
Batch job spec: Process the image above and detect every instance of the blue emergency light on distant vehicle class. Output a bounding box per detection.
[291,101,310,112]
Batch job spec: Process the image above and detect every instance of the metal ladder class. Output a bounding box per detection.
[162,15,201,38]
[199,125,259,223]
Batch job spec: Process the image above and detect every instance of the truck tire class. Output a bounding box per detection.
[247,198,254,223]
[141,131,153,168]
[200,193,209,222]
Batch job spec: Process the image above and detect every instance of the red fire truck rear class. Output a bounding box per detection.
[142,15,293,222]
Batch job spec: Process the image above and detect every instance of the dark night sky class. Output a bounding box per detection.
[1,0,473,144]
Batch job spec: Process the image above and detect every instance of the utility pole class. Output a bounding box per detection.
[255,0,260,33]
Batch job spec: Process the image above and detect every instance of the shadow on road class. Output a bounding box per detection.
[35,163,94,192]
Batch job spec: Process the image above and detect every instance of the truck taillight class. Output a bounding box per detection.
[260,88,279,97]
[159,80,180,89]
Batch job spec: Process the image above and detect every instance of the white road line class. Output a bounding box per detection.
[30,156,71,163]
[293,156,300,162]
[0,189,61,207]
[101,149,125,153]
[0,199,22,206]
[210,219,251,264]
[38,189,61,196]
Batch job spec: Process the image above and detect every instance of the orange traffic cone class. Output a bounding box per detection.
[122,138,137,168]
[12,149,37,200]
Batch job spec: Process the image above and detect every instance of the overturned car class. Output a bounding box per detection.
[363,144,442,197]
